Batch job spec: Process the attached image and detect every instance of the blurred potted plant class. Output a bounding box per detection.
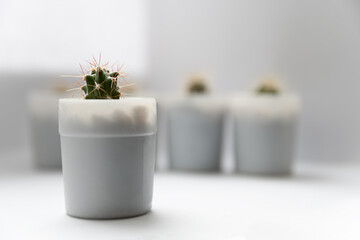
[28,83,71,169]
[232,76,300,175]
[167,73,224,171]
[59,57,157,219]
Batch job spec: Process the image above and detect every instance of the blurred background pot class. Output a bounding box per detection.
[28,88,69,169]
[232,92,300,175]
[168,96,224,171]
[59,98,157,219]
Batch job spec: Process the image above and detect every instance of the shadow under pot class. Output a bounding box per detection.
[167,97,224,171]
[59,98,157,219]
[232,94,300,175]
[28,90,67,169]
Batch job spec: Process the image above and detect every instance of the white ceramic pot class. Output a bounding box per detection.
[59,98,157,219]
[232,93,300,175]
[134,91,167,170]
[167,96,224,171]
[28,90,67,169]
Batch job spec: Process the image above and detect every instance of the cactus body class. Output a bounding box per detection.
[186,73,208,94]
[81,67,122,99]
[256,84,279,95]
[189,82,207,94]
[255,77,281,95]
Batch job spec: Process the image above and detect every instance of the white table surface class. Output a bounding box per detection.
[1,149,360,240]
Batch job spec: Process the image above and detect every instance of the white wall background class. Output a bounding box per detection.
[0,0,148,74]
[148,0,360,162]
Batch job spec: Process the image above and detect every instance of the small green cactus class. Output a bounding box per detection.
[67,57,128,99]
[186,73,208,94]
[189,81,207,93]
[81,67,122,99]
[255,76,281,95]
[256,84,278,95]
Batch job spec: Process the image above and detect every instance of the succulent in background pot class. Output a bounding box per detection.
[232,76,301,175]
[167,73,224,171]
[28,84,70,169]
[59,58,157,219]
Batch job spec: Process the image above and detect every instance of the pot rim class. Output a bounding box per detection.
[59,97,157,137]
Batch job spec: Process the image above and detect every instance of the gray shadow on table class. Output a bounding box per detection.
[69,210,168,230]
